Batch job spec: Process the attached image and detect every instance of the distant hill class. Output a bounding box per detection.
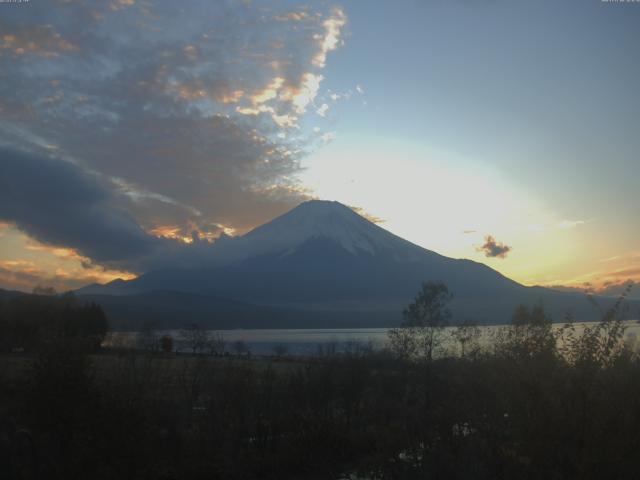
[78,200,637,327]
[0,288,28,301]
[78,290,403,331]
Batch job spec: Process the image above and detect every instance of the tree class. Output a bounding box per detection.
[232,339,250,357]
[180,324,206,354]
[160,334,174,354]
[83,302,108,350]
[137,322,160,352]
[272,343,289,357]
[388,282,452,361]
[180,324,221,355]
[207,332,225,356]
[451,319,481,357]
[494,303,556,360]
[560,283,633,368]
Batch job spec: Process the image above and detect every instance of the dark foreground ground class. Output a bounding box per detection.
[2,317,640,480]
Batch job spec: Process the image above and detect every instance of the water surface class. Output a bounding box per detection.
[106,320,640,356]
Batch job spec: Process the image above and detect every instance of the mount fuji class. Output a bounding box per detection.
[78,200,622,328]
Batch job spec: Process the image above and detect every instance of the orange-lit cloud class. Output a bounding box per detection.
[348,206,385,224]
[0,222,13,237]
[0,26,78,58]
[217,89,245,104]
[0,261,134,293]
[110,0,135,11]
[251,77,285,104]
[281,73,324,114]
[176,85,208,101]
[0,225,136,292]
[147,222,236,244]
[537,248,640,297]
[237,71,326,128]
[0,2,348,278]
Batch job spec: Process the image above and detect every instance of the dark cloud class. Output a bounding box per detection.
[0,0,347,268]
[477,235,512,259]
[0,148,159,262]
[0,148,240,274]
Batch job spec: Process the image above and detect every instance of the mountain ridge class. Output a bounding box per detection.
[76,200,631,326]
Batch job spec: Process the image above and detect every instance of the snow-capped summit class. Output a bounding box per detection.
[215,200,423,262]
[78,198,617,326]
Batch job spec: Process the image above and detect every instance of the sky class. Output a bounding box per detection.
[0,0,638,296]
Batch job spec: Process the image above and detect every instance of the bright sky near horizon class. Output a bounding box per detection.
[0,0,638,295]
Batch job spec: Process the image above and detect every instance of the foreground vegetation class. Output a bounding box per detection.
[1,285,639,479]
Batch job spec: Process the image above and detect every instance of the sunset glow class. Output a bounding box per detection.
[0,0,638,297]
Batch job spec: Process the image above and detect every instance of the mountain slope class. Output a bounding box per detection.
[213,200,433,261]
[103,201,523,299]
[79,200,631,325]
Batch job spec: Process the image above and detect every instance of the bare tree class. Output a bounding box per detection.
[207,332,225,356]
[160,334,174,354]
[137,322,160,353]
[388,282,452,361]
[180,324,210,354]
[232,339,250,357]
[180,325,226,356]
[451,319,481,357]
[272,343,288,357]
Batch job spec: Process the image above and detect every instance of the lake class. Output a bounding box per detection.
[106,320,640,356]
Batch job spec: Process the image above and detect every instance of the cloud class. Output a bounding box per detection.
[0,148,159,262]
[348,205,385,224]
[0,224,136,292]
[0,1,349,282]
[548,280,638,300]
[0,259,133,293]
[316,103,329,117]
[0,148,250,275]
[273,10,311,22]
[110,0,135,11]
[0,263,51,292]
[477,235,512,259]
[607,267,640,279]
[0,25,78,58]
[547,284,590,294]
[598,280,637,298]
[557,219,588,229]
[0,147,295,274]
[320,132,336,144]
[312,7,347,68]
